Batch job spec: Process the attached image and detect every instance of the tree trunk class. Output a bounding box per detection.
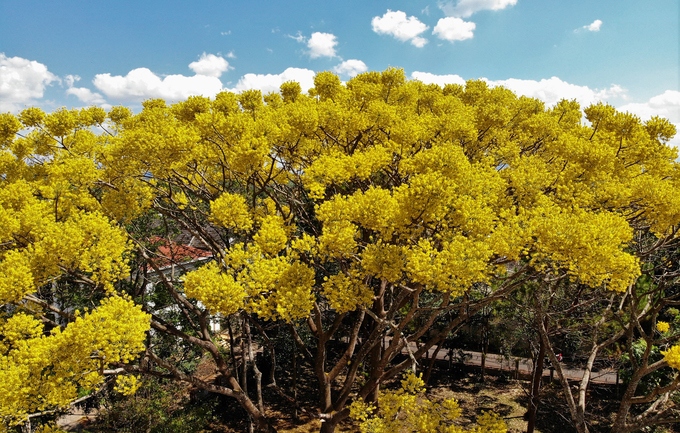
[423,343,444,384]
[481,351,487,383]
[481,315,489,382]
[526,335,546,433]
[320,420,338,433]
[244,316,264,412]
[319,408,350,433]
[367,293,385,403]
[293,342,299,421]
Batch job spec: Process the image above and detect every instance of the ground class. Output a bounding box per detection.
[64,362,677,433]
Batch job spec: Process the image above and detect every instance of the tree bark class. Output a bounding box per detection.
[526,327,546,433]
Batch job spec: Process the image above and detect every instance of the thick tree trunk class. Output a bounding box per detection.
[319,408,350,433]
[320,420,338,433]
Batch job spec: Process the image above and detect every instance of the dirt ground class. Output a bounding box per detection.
[70,361,676,433]
[270,369,554,433]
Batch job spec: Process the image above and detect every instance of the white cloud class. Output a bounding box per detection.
[230,67,316,95]
[433,17,476,41]
[619,91,680,147]
[482,76,626,108]
[411,71,466,87]
[288,32,306,43]
[94,67,224,102]
[439,0,517,18]
[307,32,338,59]
[577,19,603,32]
[587,19,603,31]
[0,53,59,111]
[372,10,429,47]
[619,90,680,123]
[188,53,232,77]
[411,37,429,48]
[412,73,629,108]
[334,60,368,77]
[63,74,107,105]
[66,86,107,105]
[64,74,80,88]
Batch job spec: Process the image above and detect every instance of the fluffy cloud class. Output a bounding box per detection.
[91,54,230,102]
[410,72,629,108]
[0,53,59,111]
[577,19,603,32]
[371,10,429,48]
[619,91,680,147]
[619,90,680,127]
[66,87,107,105]
[307,32,338,58]
[63,75,107,105]
[587,19,603,31]
[230,67,316,95]
[481,76,626,108]
[433,17,476,41]
[188,53,232,77]
[411,71,466,86]
[94,68,224,102]
[574,20,602,33]
[333,60,368,77]
[439,0,517,18]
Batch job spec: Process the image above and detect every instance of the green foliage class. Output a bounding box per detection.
[85,378,216,433]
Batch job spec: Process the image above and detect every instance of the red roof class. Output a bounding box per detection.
[148,236,213,269]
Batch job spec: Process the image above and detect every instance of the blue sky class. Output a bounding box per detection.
[1,0,678,144]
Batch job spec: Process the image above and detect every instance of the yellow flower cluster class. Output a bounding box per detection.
[0,297,149,427]
[114,374,141,396]
[662,345,680,369]
[349,372,506,433]
[303,146,392,199]
[0,251,34,305]
[405,238,492,296]
[656,321,671,333]
[469,412,508,433]
[183,262,246,316]
[210,192,254,231]
[253,214,288,256]
[185,246,317,322]
[322,272,374,314]
[528,203,639,292]
[361,243,405,283]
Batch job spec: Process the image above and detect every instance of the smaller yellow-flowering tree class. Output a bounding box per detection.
[527,233,680,433]
[0,108,151,431]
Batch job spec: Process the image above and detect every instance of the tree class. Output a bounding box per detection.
[532,235,680,433]
[1,69,679,432]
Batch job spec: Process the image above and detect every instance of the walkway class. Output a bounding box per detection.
[393,339,619,385]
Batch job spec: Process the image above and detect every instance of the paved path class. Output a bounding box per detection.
[447,349,618,385]
[56,410,96,431]
[391,339,618,385]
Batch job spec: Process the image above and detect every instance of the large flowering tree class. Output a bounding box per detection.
[0,68,678,432]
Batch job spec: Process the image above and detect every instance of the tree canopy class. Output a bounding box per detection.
[1,68,679,432]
